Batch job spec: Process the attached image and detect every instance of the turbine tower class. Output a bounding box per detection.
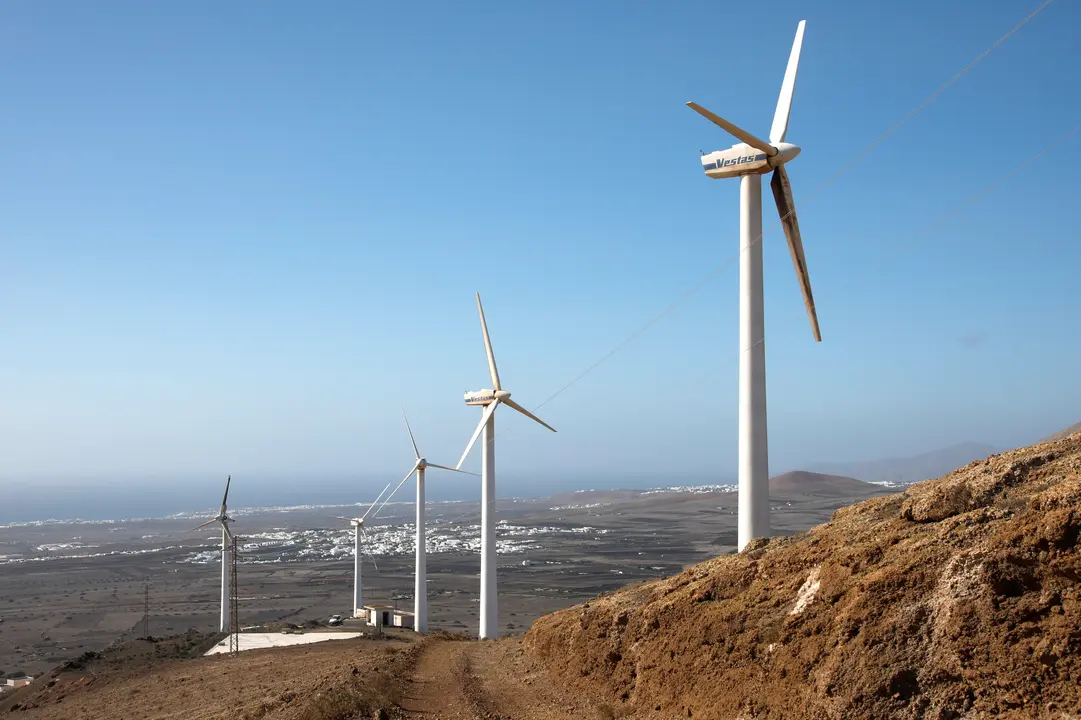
[347,517,380,617]
[376,408,476,632]
[191,475,234,633]
[338,491,388,619]
[456,292,556,639]
[686,20,821,552]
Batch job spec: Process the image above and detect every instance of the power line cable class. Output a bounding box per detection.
[355,0,1057,511]
[491,0,1057,435]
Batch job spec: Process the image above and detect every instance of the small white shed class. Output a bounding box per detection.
[363,604,395,628]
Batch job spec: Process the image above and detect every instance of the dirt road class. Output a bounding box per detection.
[399,636,611,720]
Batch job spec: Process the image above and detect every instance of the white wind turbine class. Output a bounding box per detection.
[371,408,477,632]
[455,292,556,639]
[191,475,234,633]
[345,516,380,618]
[336,487,391,619]
[686,20,821,552]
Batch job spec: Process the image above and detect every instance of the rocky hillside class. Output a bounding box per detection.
[525,433,1081,719]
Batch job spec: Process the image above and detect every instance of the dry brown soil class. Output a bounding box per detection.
[0,632,421,720]
[525,432,1081,719]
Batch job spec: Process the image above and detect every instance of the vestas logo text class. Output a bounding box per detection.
[466,394,495,402]
[703,153,768,171]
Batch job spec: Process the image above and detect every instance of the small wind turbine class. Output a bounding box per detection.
[345,516,380,618]
[456,292,556,639]
[335,487,392,619]
[686,20,821,552]
[373,408,476,632]
[191,475,234,633]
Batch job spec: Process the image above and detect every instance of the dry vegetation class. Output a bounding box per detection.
[525,432,1081,719]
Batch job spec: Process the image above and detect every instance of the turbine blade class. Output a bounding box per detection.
[220,475,231,514]
[476,293,502,391]
[400,405,420,460]
[371,461,421,520]
[191,518,218,532]
[425,463,480,476]
[456,400,500,470]
[361,479,395,521]
[770,166,821,342]
[502,397,557,433]
[769,20,806,145]
[685,102,776,157]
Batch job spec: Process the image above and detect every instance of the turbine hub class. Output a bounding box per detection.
[770,142,801,166]
[494,390,511,401]
[418,458,427,467]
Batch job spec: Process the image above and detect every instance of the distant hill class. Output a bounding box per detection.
[806,442,999,485]
[769,470,878,497]
[1042,420,1081,443]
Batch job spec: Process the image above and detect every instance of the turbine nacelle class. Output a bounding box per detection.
[464,389,498,406]
[700,141,801,180]
[463,389,514,407]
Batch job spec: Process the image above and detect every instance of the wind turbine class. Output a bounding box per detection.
[335,486,391,619]
[371,408,477,632]
[686,20,821,552]
[345,516,380,618]
[191,475,234,633]
[455,292,556,639]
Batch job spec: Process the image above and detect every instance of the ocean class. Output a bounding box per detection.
[0,471,729,524]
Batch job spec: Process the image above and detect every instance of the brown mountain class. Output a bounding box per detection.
[526,433,1081,719]
[769,470,878,497]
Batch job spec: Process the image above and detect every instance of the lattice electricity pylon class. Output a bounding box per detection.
[229,534,240,654]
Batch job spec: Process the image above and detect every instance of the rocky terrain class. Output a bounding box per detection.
[526,432,1081,719]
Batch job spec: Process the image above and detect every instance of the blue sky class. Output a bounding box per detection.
[1,0,1078,499]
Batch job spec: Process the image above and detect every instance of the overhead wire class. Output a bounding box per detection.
[477,0,1056,445]
[336,0,1057,512]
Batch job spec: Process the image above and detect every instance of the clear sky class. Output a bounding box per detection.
[2,0,1078,497]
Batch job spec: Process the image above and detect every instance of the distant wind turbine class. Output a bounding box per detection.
[191,476,234,633]
[373,408,477,632]
[334,487,392,618]
[686,20,821,551]
[456,292,556,639]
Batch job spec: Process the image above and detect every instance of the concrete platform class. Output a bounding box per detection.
[204,631,364,655]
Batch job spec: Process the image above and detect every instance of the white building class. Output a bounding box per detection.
[362,605,414,630]
[364,604,394,629]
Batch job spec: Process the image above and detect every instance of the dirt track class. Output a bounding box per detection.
[0,630,617,720]
[399,636,612,720]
